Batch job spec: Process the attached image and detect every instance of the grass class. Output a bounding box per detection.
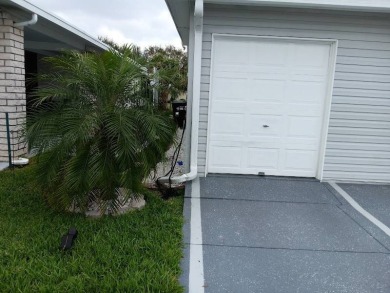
[0,164,184,292]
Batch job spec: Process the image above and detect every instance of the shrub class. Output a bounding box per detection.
[26,49,176,212]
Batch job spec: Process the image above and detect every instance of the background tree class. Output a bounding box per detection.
[144,45,188,107]
[27,49,176,213]
[99,36,143,58]
[100,37,188,109]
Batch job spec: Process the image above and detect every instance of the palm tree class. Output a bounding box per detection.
[144,45,188,106]
[27,49,176,213]
[98,38,188,108]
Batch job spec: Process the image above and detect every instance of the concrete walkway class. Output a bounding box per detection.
[181,175,390,293]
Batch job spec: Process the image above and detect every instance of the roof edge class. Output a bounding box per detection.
[7,0,109,50]
[206,0,390,13]
[167,0,390,44]
[165,0,191,45]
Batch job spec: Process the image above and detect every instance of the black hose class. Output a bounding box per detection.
[168,120,186,186]
[156,120,186,198]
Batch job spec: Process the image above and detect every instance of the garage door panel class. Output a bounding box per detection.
[286,104,323,117]
[247,148,279,169]
[209,145,242,168]
[212,136,283,145]
[208,36,331,177]
[287,116,322,138]
[213,70,247,78]
[212,101,246,113]
[249,79,286,102]
[284,149,319,172]
[214,65,250,74]
[247,104,284,115]
[287,81,327,104]
[211,113,244,136]
[246,138,284,147]
[291,71,329,81]
[247,67,287,76]
[210,140,243,147]
[291,43,330,67]
[213,78,247,99]
[251,72,288,80]
[283,143,318,157]
[252,41,289,65]
[283,138,320,148]
[248,115,283,137]
[216,65,287,75]
[214,40,249,64]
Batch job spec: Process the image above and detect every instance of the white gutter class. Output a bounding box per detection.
[6,0,109,50]
[14,13,37,27]
[206,0,390,12]
[158,0,204,184]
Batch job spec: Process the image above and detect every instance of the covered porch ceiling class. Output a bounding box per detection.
[0,0,109,55]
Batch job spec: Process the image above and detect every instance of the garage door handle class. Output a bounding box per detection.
[263,125,269,128]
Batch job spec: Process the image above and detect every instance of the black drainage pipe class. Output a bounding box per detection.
[5,112,12,167]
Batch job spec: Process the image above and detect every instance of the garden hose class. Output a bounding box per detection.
[156,120,186,199]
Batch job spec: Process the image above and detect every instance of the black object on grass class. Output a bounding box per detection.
[60,228,78,251]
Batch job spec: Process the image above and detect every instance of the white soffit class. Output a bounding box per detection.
[165,0,191,45]
[206,0,390,13]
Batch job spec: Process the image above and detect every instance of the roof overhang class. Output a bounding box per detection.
[165,0,192,46]
[166,0,390,45]
[0,0,109,55]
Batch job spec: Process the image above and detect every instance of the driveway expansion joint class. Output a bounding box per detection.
[199,243,390,255]
[323,182,344,205]
[335,204,390,252]
[189,196,340,205]
[207,174,321,182]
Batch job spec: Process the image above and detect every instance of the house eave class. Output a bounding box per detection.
[205,0,390,13]
[166,0,390,44]
[165,0,193,46]
[0,0,109,51]
[165,0,191,46]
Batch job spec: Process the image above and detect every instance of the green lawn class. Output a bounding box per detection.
[0,164,184,292]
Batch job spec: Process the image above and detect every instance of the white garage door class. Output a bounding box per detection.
[207,36,333,177]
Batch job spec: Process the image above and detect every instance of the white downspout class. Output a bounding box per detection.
[8,13,38,168]
[158,0,203,184]
[14,13,38,27]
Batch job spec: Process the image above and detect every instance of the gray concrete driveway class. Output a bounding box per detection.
[181,175,390,293]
